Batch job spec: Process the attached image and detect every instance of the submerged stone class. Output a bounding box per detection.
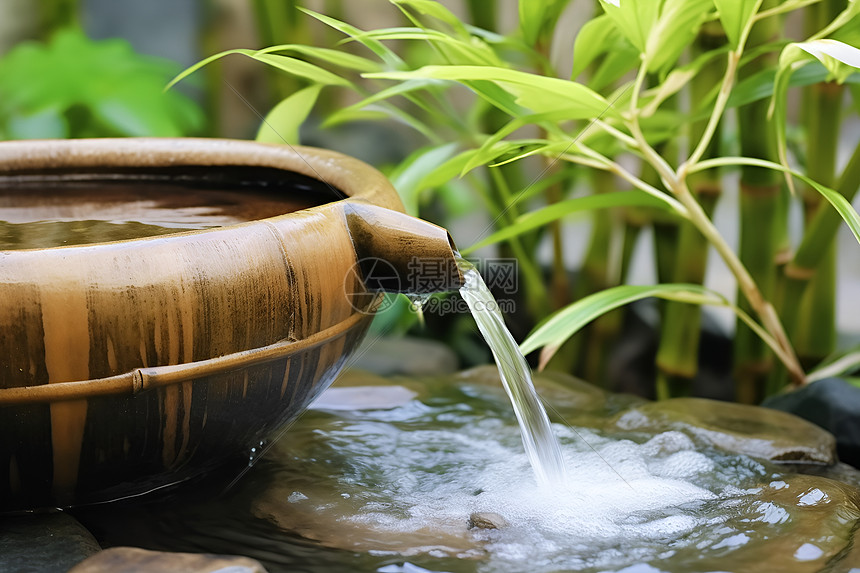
[67,547,268,573]
[468,512,508,530]
[0,512,100,573]
[64,367,860,572]
[612,397,836,463]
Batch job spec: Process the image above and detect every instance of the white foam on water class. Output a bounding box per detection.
[311,407,764,572]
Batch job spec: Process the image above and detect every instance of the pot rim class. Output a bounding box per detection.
[0,137,405,251]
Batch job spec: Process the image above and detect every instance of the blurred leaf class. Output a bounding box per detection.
[0,28,203,139]
[6,108,68,139]
[256,84,322,144]
[521,284,727,367]
[390,142,461,214]
[519,0,572,46]
[643,46,729,116]
[394,0,468,35]
[807,345,860,383]
[572,15,613,78]
[465,191,676,253]
[724,63,836,111]
[589,42,640,91]
[714,0,762,49]
[369,65,619,120]
[646,0,714,72]
[570,15,646,92]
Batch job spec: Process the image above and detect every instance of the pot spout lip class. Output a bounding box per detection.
[343,201,464,294]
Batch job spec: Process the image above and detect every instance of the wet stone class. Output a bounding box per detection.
[612,397,837,464]
[351,336,459,376]
[67,547,268,573]
[0,511,100,573]
[764,377,860,468]
[468,512,507,530]
[63,367,860,572]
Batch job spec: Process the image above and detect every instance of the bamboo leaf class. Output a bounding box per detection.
[298,8,405,69]
[519,0,571,46]
[809,0,860,42]
[646,0,714,72]
[690,156,860,246]
[167,49,351,91]
[390,142,460,215]
[714,0,762,49]
[256,84,321,144]
[324,78,446,125]
[643,46,730,116]
[520,284,726,364]
[771,39,860,193]
[257,44,382,73]
[253,53,352,86]
[794,39,860,82]
[807,346,860,383]
[598,0,660,53]
[358,28,503,66]
[393,0,468,34]
[590,42,640,91]
[571,15,619,79]
[465,191,676,253]
[368,65,619,120]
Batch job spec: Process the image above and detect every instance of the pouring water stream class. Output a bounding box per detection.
[454,256,566,487]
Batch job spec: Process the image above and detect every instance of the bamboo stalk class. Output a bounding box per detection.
[656,22,726,399]
[731,2,783,403]
[769,142,860,392]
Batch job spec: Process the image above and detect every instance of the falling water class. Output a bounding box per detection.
[456,256,566,487]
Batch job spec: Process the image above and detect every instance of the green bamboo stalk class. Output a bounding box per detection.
[656,22,726,399]
[579,169,620,383]
[733,2,782,404]
[791,0,844,371]
[769,141,860,393]
[252,0,305,103]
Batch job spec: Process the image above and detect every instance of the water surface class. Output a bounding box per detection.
[72,368,860,573]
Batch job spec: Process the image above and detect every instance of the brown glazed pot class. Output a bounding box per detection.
[0,138,462,511]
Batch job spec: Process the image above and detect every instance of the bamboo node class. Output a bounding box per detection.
[784,263,816,281]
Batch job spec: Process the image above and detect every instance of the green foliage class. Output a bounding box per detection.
[0,28,203,139]
[177,0,860,402]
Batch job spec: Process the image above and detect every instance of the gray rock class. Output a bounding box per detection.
[350,336,459,376]
[68,547,267,573]
[613,397,837,464]
[0,512,100,573]
[468,512,508,530]
[764,377,860,468]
